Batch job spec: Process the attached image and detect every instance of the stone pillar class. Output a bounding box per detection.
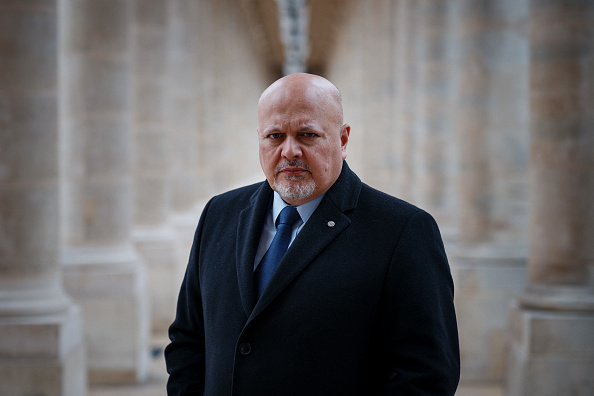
[215,0,270,190]
[166,0,199,213]
[358,0,397,195]
[325,0,365,176]
[60,0,150,384]
[198,0,268,198]
[165,0,204,277]
[416,0,458,235]
[132,0,180,334]
[0,1,86,394]
[390,0,407,198]
[194,0,216,200]
[456,0,494,246]
[451,0,530,384]
[167,0,275,300]
[395,0,421,203]
[506,1,594,394]
[327,0,400,196]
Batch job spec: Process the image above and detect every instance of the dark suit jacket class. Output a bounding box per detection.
[165,162,460,395]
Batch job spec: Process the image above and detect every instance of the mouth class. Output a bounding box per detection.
[278,166,308,176]
[275,161,311,178]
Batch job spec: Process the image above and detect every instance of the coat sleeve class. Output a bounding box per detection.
[380,210,460,395]
[164,199,213,396]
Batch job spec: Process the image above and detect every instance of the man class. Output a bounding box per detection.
[165,73,460,395]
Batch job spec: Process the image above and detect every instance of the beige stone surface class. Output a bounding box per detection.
[506,305,594,396]
[134,226,181,332]
[451,249,527,382]
[0,1,87,394]
[0,307,87,396]
[59,0,151,384]
[416,0,458,226]
[62,246,150,384]
[90,336,167,396]
[165,0,200,213]
[505,0,594,394]
[132,0,181,334]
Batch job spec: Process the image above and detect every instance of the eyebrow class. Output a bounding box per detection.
[263,123,321,134]
[262,126,282,134]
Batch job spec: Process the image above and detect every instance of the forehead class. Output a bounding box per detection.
[258,88,340,127]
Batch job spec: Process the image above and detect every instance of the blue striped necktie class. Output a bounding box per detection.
[255,206,301,298]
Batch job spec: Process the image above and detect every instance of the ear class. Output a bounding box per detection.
[340,123,350,160]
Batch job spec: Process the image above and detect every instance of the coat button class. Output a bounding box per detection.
[239,342,252,355]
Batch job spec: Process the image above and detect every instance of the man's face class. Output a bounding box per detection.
[257,76,349,206]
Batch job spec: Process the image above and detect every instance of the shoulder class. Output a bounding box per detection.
[333,164,438,232]
[193,180,269,237]
[194,181,268,224]
[358,183,425,219]
[208,181,267,209]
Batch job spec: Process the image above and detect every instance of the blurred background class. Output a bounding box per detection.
[1,0,593,395]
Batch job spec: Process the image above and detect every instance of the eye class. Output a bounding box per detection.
[302,132,318,138]
[267,133,282,139]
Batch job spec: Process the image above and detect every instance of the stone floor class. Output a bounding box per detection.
[89,334,503,396]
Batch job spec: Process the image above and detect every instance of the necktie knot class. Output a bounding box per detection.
[277,206,300,227]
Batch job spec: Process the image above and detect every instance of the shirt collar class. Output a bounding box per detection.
[272,191,325,227]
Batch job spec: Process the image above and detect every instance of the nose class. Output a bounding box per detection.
[281,136,302,159]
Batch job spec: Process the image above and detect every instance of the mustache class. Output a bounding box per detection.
[275,160,311,173]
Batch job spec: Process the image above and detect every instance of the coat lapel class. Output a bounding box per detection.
[236,182,273,317]
[248,162,362,321]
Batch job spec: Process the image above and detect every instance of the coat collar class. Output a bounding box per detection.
[235,161,362,319]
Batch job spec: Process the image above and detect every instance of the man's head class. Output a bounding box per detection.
[257,73,350,206]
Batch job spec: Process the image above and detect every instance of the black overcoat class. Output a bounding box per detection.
[165,162,460,395]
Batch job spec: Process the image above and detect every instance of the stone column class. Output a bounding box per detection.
[358,0,397,195]
[456,0,494,246]
[328,0,400,196]
[416,0,458,235]
[198,0,267,198]
[390,0,407,198]
[60,0,150,384]
[194,0,215,200]
[166,0,204,279]
[214,0,269,191]
[166,0,199,213]
[0,1,86,394]
[395,0,421,203]
[325,0,365,176]
[506,1,594,394]
[132,0,180,334]
[451,0,530,384]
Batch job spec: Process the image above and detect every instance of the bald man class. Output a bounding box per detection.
[165,73,460,395]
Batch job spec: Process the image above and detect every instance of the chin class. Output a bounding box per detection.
[273,178,316,202]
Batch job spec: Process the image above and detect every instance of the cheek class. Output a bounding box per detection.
[259,147,278,169]
[312,146,335,168]
[311,146,342,179]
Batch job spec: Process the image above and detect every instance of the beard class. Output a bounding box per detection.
[273,160,317,201]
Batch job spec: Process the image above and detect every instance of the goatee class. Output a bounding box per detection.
[274,176,316,201]
[273,160,316,201]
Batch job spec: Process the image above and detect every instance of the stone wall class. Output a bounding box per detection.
[0,0,273,393]
[0,1,86,394]
[325,0,593,394]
